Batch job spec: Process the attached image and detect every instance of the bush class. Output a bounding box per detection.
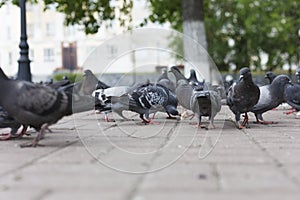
[53,73,84,83]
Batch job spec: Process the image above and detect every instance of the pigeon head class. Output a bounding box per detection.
[296,68,300,76]
[239,67,252,81]
[264,71,276,84]
[272,74,292,88]
[170,66,186,82]
[165,105,180,116]
[295,68,300,83]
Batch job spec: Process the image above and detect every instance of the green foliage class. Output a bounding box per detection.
[53,72,83,83]
[1,0,133,34]
[145,0,300,72]
[1,0,298,71]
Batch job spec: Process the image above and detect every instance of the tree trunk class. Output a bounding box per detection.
[181,0,211,82]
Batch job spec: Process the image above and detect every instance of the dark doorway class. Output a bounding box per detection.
[62,42,77,71]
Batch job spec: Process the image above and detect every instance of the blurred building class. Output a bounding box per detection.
[0,0,175,77]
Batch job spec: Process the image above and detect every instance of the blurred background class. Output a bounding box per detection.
[0,0,299,84]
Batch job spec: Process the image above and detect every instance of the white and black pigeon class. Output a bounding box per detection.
[0,68,77,147]
[170,66,221,128]
[0,106,27,140]
[295,68,300,84]
[227,67,260,129]
[250,75,292,124]
[264,71,277,84]
[156,69,176,93]
[93,83,180,123]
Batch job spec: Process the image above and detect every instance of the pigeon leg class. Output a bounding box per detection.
[104,113,115,122]
[139,114,158,125]
[242,113,249,127]
[235,113,244,129]
[20,124,48,148]
[14,125,29,138]
[284,109,296,115]
[208,117,216,129]
[0,132,12,140]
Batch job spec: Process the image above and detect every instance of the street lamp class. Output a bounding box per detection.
[17,0,31,81]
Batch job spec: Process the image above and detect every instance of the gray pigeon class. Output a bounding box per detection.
[227,67,260,129]
[251,75,291,124]
[170,66,221,128]
[264,71,277,84]
[0,68,76,147]
[156,69,176,92]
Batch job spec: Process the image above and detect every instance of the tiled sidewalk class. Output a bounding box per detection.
[0,105,299,200]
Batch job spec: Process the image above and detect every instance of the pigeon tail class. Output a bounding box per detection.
[0,68,9,81]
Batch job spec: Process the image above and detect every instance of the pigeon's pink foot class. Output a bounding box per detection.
[0,133,12,140]
[285,109,295,115]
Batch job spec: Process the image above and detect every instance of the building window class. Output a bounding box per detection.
[8,52,12,65]
[44,48,54,62]
[46,23,55,36]
[107,45,118,58]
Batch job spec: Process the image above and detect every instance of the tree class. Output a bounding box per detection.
[2,0,299,71]
[2,0,133,34]
[145,0,300,72]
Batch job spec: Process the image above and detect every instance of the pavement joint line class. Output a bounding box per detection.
[240,127,300,188]
[125,119,180,200]
[210,162,222,191]
[32,188,53,200]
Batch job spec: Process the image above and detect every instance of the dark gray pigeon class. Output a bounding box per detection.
[0,68,74,147]
[264,71,277,84]
[170,66,221,128]
[284,80,300,114]
[251,75,291,124]
[156,69,176,92]
[227,67,260,129]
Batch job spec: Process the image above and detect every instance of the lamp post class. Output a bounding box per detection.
[17,0,31,81]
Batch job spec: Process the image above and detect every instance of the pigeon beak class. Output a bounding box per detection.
[239,75,244,81]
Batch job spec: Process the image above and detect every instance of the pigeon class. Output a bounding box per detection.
[156,69,176,92]
[265,71,277,84]
[284,80,300,115]
[250,75,291,124]
[93,83,180,123]
[226,67,260,129]
[0,67,76,147]
[170,66,221,128]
